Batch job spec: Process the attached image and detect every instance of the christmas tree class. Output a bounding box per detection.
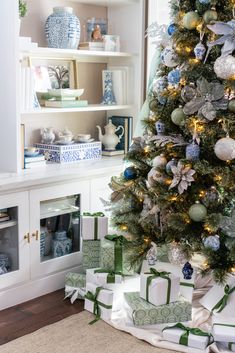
[108,0,235,283]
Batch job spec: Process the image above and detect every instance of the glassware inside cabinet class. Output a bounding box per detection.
[0,207,19,276]
[40,195,80,262]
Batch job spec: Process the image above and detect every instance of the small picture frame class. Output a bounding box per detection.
[86,18,107,42]
[103,35,120,52]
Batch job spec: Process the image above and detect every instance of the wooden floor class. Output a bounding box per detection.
[0,289,84,346]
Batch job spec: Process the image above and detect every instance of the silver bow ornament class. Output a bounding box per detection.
[207,20,235,56]
[183,78,227,121]
[169,162,196,194]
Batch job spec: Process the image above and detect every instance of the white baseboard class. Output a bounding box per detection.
[0,265,82,310]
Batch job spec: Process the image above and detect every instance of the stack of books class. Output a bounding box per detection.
[79,42,104,51]
[45,99,88,108]
[24,154,47,169]
[0,212,10,223]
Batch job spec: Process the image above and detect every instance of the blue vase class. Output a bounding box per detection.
[101,71,116,105]
[155,120,165,135]
[45,7,81,49]
[186,142,200,161]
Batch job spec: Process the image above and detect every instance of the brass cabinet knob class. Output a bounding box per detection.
[32,230,39,241]
[24,233,30,243]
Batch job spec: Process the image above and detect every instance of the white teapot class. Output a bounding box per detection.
[40,127,55,144]
[97,121,124,151]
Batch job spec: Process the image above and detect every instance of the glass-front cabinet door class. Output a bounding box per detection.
[29,181,90,279]
[0,192,30,290]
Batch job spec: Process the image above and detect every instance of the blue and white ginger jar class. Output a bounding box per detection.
[45,7,81,49]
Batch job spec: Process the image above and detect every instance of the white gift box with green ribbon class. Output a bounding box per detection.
[84,282,113,323]
[220,342,235,352]
[140,268,180,307]
[86,267,122,286]
[162,323,211,350]
[124,292,191,326]
[212,316,235,342]
[199,275,235,316]
[64,272,86,303]
[81,212,108,240]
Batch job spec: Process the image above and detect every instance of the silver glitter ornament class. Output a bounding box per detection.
[167,242,188,266]
[214,55,235,80]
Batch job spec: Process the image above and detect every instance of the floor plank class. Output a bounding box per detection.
[0,289,84,345]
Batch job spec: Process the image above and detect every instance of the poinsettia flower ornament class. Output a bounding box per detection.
[169,161,196,194]
[207,20,235,56]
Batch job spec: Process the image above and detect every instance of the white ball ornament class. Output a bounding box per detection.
[214,137,235,161]
[189,201,207,222]
[214,55,235,80]
[152,154,167,170]
[161,46,179,68]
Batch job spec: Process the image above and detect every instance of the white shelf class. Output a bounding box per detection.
[20,47,136,62]
[40,206,79,219]
[21,104,133,115]
[0,220,17,230]
[70,0,139,5]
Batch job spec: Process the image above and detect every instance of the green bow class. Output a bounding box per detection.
[94,269,123,283]
[145,268,171,304]
[163,323,212,346]
[104,235,129,273]
[85,287,112,325]
[83,212,105,217]
[212,285,235,313]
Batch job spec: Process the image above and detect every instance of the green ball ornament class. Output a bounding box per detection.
[189,201,207,222]
[183,11,200,30]
[171,107,186,126]
[228,99,235,113]
[149,98,159,112]
[203,9,218,24]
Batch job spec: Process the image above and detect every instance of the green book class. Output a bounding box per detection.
[45,100,88,108]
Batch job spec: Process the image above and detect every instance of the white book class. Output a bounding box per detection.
[108,65,133,104]
[21,66,26,112]
[25,67,31,111]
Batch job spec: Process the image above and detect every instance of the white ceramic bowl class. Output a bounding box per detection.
[77,134,91,141]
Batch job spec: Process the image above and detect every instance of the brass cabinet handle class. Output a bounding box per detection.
[32,230,39,241]
[24,233,30,243]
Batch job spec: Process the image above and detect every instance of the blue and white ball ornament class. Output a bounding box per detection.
[161,46,179,68]
[168,23,177,36]
[203,235,220,251]
[168,68,181,85]
[194,42,206,60]
[124,166,137,180]
[152,76,168,93]
[199,0,211,4]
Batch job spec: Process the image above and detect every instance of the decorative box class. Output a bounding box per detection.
[140,268,180,307]
[199,276,235,316]
[86,268,122,286]
[35,141,102,164]
[52,238,72,258]
[64,272,86,303]
[81,213,108,240]
[212,316,235,342]
[162,323,211,350]
[82,240,100,270]
[85,282,113,322]
[141,261,195,303]
[100,235,138,276]
[124,292,192,326]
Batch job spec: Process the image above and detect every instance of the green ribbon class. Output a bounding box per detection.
[163,323,212,347]
[180,282,195,288]
[144,268,171,304]
[228,343,233,351]
[83,212,105,240]
[212,285,235,313]
[104,235,128,273]
[94,269,122,283]
[213,323,235,328]
[85,286,112,325]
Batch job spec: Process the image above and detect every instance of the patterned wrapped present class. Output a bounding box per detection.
[64,272,86,304]
[86,268,122,286]
[100,234,138,276]
[124,292,192,326]
[212,316,235,342]
[81,212,108,240]
[84,282,113,323]
[140,268,180,307]
[200,276,235,316]
[162,323,212,350]
[83,240,100,270]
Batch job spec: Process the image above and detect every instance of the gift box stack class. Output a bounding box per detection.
[199,275,235,351]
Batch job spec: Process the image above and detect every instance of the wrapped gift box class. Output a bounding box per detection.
[124,292,192,326]
[141,261,195,303]
[162,323,211,350]
[140,269,180,306]
[83,240,100,270]
[35,141,102,164]
[212,316,235,342]
[86,268,122,286]
[100,235,138,276]
[220,342,235,352]
[200,275,235,316]
[85,282,113,322]
[64,272,86,303]
[81,214,108,240]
